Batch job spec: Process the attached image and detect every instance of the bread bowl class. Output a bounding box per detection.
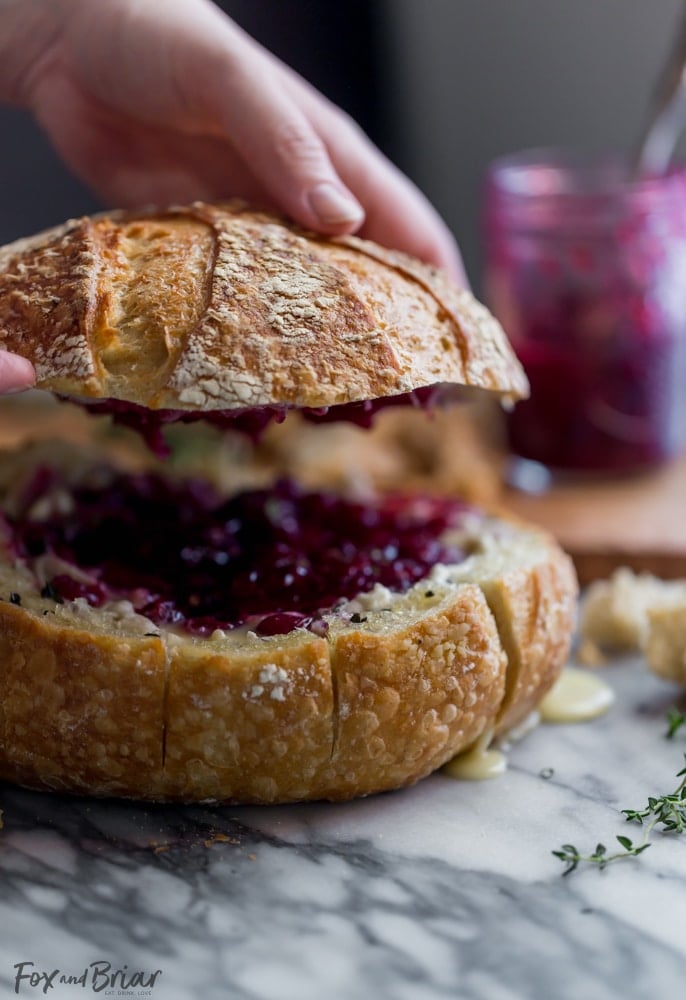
[0,203,577,803]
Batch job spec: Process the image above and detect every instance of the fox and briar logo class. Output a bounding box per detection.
[13,962,162,995]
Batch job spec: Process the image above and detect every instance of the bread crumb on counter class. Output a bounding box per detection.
[579,567,686,683]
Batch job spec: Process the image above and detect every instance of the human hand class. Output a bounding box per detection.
[0,351,35,394]
[0,0,465,396]
[1,0,465,282]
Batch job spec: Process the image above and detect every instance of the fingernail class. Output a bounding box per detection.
[307,183,364,227]
[0,352,35,394]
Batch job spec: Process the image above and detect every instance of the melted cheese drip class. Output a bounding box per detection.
[539,666,615,723]
[442,670,613,782]
[442,729,507,781]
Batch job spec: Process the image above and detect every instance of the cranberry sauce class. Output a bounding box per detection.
[503,297,679,472]
[484,154,686,473]
[12,471,469,636]
[73,386,439,457]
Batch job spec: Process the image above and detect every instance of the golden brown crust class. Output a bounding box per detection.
[0,202,528,411]
[0,444,576,803]
[163,631,335,803]
[0,579,510,803]
[0,602,168,798]
[486,552,578,734]
[423,514,578,736]
[318,586,507,799]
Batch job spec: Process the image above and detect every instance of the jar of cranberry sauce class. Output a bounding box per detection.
[483,151,686,477]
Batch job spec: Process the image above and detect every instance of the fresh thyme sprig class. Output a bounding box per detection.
[553,838,650,876]
[552,753,686,875]
[621,760,686,834]
[665,706,686,740]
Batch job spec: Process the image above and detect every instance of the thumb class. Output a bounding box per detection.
[0,351,35,394]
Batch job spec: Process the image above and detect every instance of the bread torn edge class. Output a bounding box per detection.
[579,566,686,685]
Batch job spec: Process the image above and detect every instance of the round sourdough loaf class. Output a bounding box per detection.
[0,202,528,411]
[0,443,576,804]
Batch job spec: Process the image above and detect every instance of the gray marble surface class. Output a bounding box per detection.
[1,653,685,1000]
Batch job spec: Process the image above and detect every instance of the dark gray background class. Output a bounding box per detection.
[0,0,682,285]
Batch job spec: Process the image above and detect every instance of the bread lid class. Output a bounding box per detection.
[0,201,528,412]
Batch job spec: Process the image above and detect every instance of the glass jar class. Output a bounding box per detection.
[483,150,686,477]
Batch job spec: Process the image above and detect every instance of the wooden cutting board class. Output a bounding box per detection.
[503,455,686,585]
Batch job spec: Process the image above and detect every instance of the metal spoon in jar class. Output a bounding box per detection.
[634,5,686,175]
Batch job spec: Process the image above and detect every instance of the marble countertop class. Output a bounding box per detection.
[1,652,685,1000]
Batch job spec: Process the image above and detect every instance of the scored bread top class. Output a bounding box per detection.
[0,202,528,411]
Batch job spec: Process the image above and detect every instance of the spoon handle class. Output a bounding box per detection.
[634,6,686,176]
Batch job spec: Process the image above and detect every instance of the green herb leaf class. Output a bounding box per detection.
[553,757,686,875]
[665,707,686,740]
